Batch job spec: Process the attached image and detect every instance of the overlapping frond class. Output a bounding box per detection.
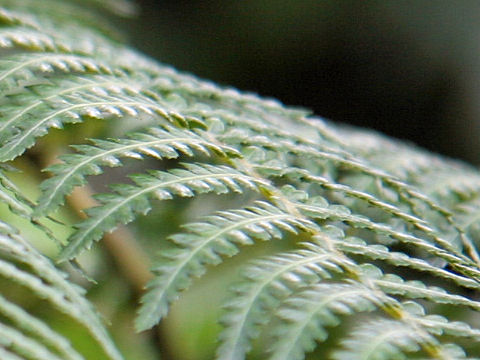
[217,244,349,360]
[0,75,197,162]
[0,229,123,360]
[0,170,32,218]
[268,282,388,360]
[0,294,83,360]
[333,234,480,289]
[332,318,462,360]
[0,0,479,359]
[0,53,115,93]
[36,125,238,215]
[137,201,317,331]
[59,163,270,261]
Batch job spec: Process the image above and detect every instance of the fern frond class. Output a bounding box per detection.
[0,294,84,360]
[345,126,480,200]
[0,1,478,358]
[265,261,480,360]
[59,163,270,261]
[216,243,349,360]
[282,190,476,274]
[265,168,439,231]
[228,122,463,228]
[218,122,462,250]
[333,234,480,289]
[268,282,389,360]
[332,318,454,360]
[36,125,238,216]
[419,315,480,340]
[0,75,133,137]
[0,75,194,162]
[0,52,114,93]
[0,15,119,60]
[0,1,127,46]
[0,232,123,360]
[0,168,69,248]
[137,201,316,331]
[148,75,310,127]
[0,347,23,360]
[376,272,480,310]
[0,322,65,360]
[0,27,59,51]
[416,165,480,204]
[0,173,32,218]
[254,129,455,216]
[455,198,480,241]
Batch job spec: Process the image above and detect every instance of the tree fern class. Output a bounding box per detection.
[0,226,122,360]
[35,125,238,215]
[0,0,478,359]
[217,243,349,360]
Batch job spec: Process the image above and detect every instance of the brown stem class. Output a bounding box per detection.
[36,145,153,292]
[67,185,152,293]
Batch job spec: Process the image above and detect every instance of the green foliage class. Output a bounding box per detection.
[0,0,479,359]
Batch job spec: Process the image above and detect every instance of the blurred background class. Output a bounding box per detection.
[128,0,480,164]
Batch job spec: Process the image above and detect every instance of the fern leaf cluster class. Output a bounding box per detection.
[0,0,478,359]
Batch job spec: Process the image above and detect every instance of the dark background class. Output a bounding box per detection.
[127,0,480,164]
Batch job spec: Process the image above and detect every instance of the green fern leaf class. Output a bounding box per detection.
[0,347,24,360]
[0,75,192,162]
[0,1,479,358]
[36,125,237,216]
[376,272,480,310]
[333,318,447,360]
[0,53,114,93]
[333,234,480,289]
[268,282,389,360]
[0,322,66,360]
[59,163,270,261]
[0,232,123,360]
[0,173,32,218]
[217,243,349,360]
[137,201,316,331]
[284,191,475,271]
[0,28,59,51]
[419,316,480,342]
[0,294,83,360]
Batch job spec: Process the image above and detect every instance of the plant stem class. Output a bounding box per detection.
[36,145,153,292]
[67,185,152,292]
